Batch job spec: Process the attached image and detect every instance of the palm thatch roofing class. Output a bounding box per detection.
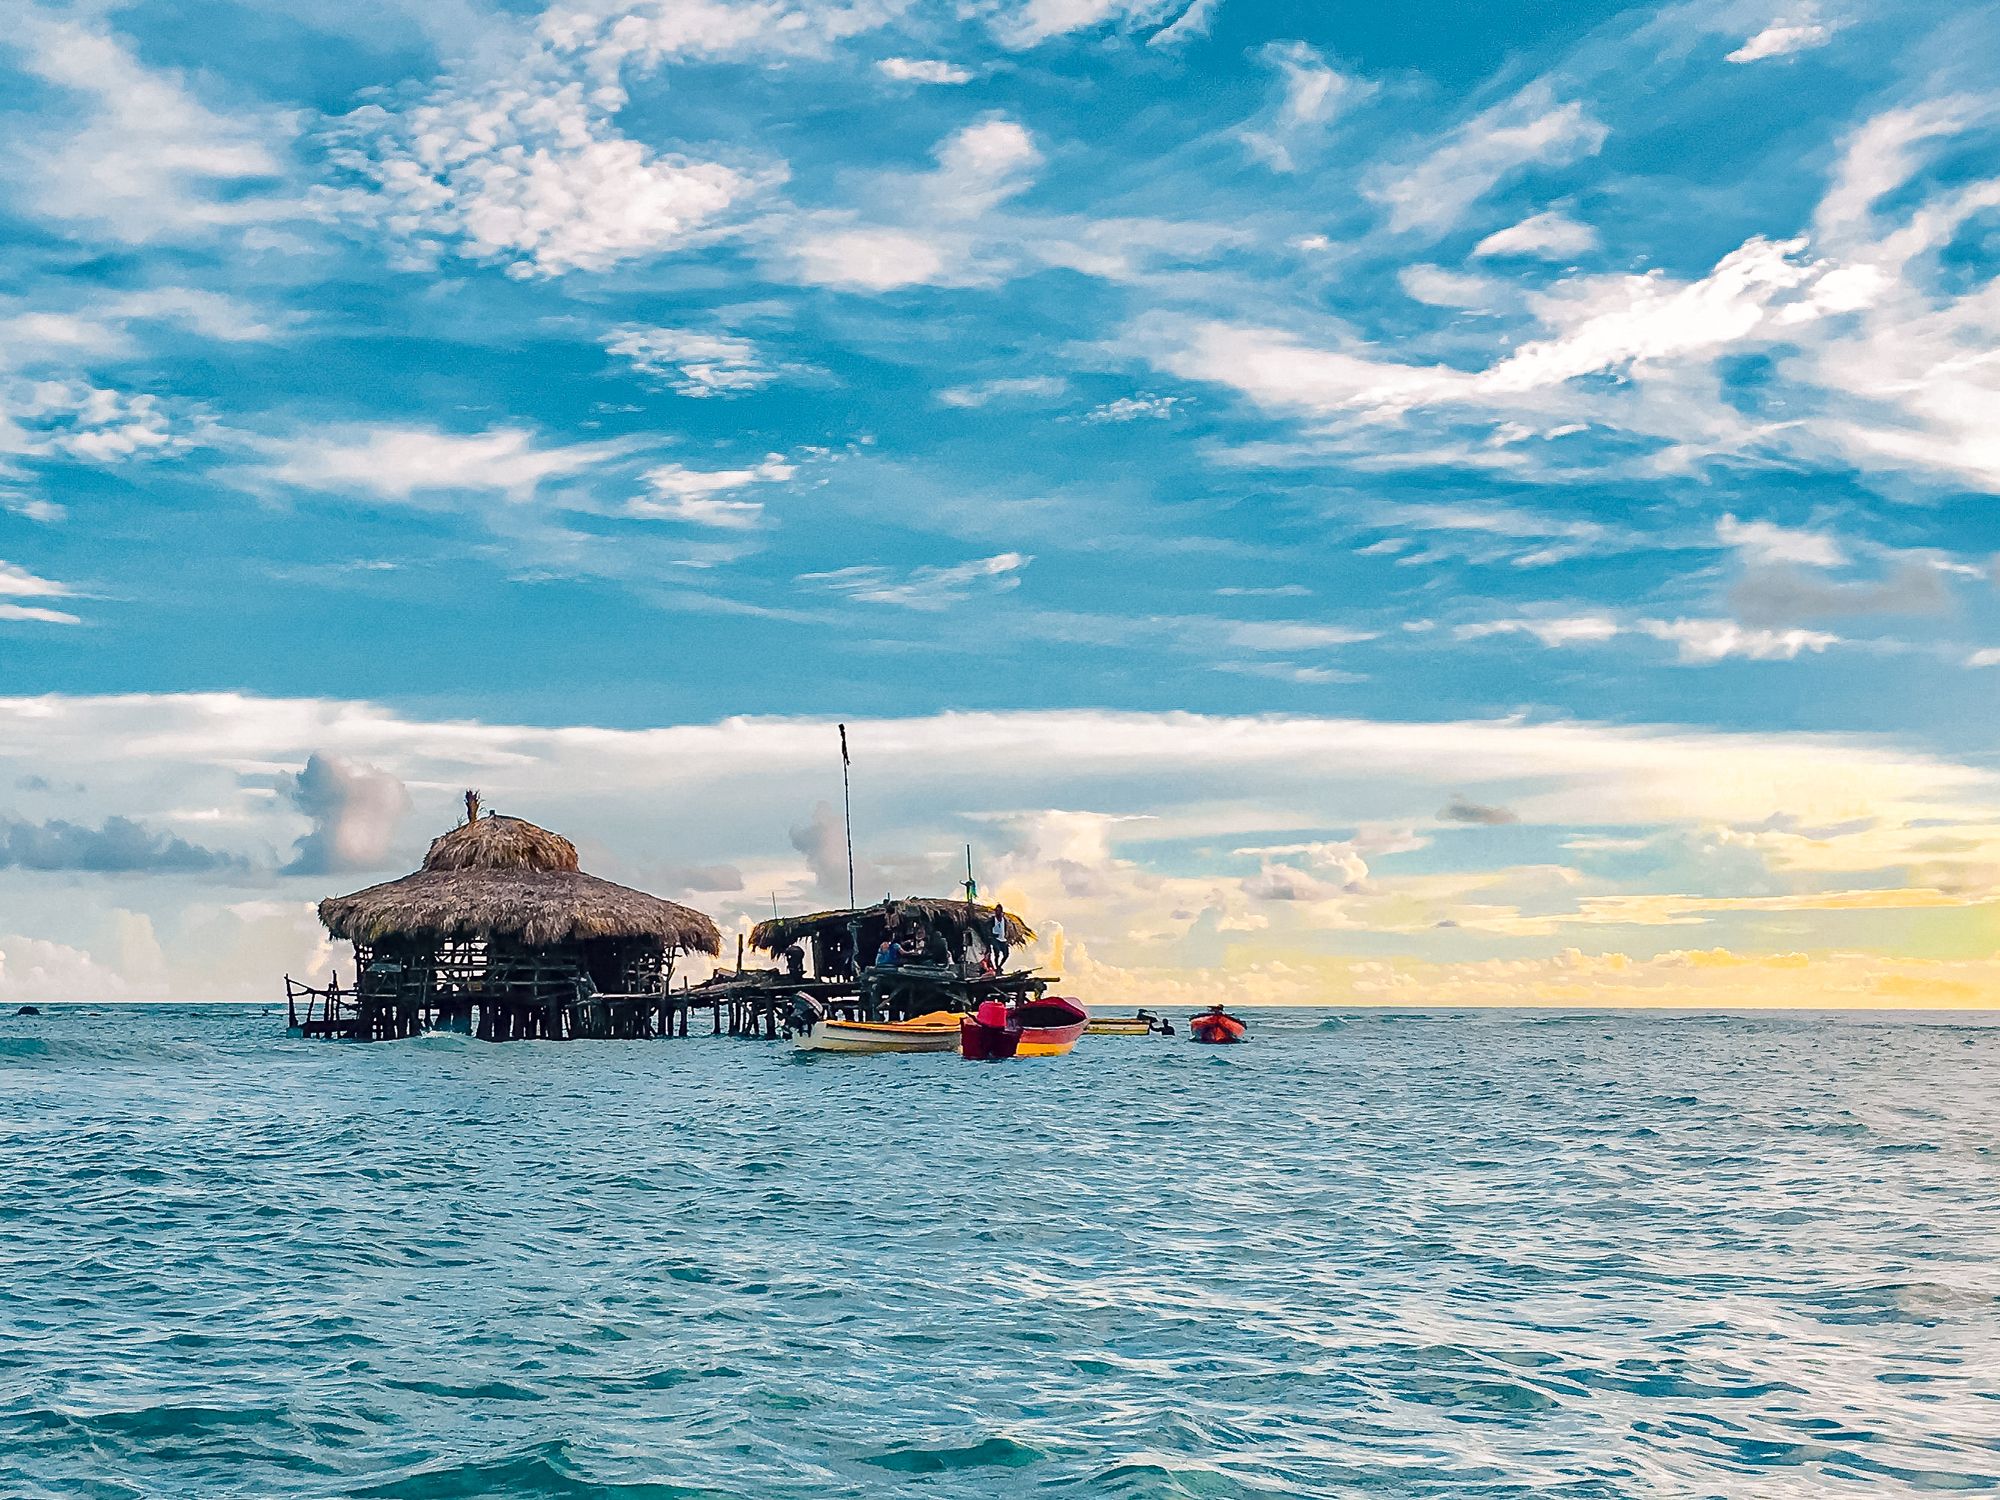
[319,809,722,954]
[751,897,1035,955]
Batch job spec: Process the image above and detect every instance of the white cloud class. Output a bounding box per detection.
[1967,649,2000,669]
[1084,394,1182,423]
[603,326,775,397]
[1716,514,1846,569]
[783,117,1040,290]
[1727,15,1835,63]
[1457,615,1622,649]
[1639,617,1838,663]
[938,376,1067,408]
[1472,210,1599,260]
[328,75,763,277]
[0,561,72,602]
[801,551,1030,609]
[629,456,796,528]
[982,0,1208,49]
[259,424,624,502]
[878,57,973,84]
[1237,41,1374,174]
[2,8,295,242]
[8,381,201,465]
[1371,84,1608,235]
[1458,613,1837,663]
[1222,621,1375,651]
[1398,264,1500,309]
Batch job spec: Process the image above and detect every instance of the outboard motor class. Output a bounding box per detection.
[787,993,825,1038]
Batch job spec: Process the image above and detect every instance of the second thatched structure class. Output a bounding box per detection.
[303,794,721,1041]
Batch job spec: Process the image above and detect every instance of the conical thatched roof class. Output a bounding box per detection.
[751,897,1034,955]
[319,810,721,954]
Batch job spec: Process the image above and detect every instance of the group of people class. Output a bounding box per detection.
[873,905,1013,973]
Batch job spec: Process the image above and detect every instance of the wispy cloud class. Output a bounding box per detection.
[258,424,627,503]
[1727,13,1837,63]
[801,551,1031,609]
[1237,42,1374,174]
[1370,83,1608,235]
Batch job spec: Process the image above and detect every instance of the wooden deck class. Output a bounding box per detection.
[284,963,1054,1043]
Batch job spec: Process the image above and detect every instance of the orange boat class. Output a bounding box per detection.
[1190,1007,1247,1044]
[1014,995,1089,1056]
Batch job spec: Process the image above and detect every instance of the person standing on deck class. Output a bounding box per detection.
[989,905,1011,970]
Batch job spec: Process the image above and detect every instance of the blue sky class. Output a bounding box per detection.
[3,0,2000,1005]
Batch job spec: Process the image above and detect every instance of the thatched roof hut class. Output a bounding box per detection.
[320,807,721,955]
[751,897,1034,960]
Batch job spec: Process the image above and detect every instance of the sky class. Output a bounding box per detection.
[3,0,2000,1007]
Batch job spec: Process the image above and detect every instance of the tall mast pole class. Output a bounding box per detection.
[838,723,855,910]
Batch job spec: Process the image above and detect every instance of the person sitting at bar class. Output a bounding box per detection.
[899,925,926,964]
[875,937,901,968]
[922,924,951,966]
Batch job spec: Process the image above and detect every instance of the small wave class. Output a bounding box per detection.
[354,1439,731,1499]
[864,1435,1044,1473]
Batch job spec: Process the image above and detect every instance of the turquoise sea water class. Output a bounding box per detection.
[2,1006,1997,1499]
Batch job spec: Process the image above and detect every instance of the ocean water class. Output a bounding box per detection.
[2,1007,1996,1499]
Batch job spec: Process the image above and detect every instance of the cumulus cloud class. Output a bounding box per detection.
[1370,84,1608,234]
[0,814,242,872]
[281,753,411,875]
[1083,393,1182,422]
[602,326,776,397]
[1237,41,1374,174]
[1472,210,1599,259]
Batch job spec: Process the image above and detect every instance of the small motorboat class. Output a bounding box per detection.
[959,999,1021,1061]
[1190,1006,1247,1045]
[791,996,961,1054]
[1015,995,1089,1056]
[1086,1008,1172,1037]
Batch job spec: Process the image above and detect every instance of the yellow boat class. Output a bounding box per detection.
[792,1009,962,1054]
[1086,1017,1154,1037]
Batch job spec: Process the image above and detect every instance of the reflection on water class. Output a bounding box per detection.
[2,1006,1996,1498]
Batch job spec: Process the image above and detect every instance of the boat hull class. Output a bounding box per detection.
[1085,1019,1154,1037]
[794,1013,961,1054]
[1014,996,1090,1057]
[1190,1014,1247,1044]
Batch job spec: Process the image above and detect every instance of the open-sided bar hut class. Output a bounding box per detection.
[297,794,721,1041]
[751,897,1035,980]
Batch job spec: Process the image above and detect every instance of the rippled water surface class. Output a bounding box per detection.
[3,1007,1997,1499]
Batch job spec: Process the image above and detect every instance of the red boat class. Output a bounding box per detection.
[1014,995,1089,1056]
[960,1000,1021,1061]
[1190,1007,1247,1044]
